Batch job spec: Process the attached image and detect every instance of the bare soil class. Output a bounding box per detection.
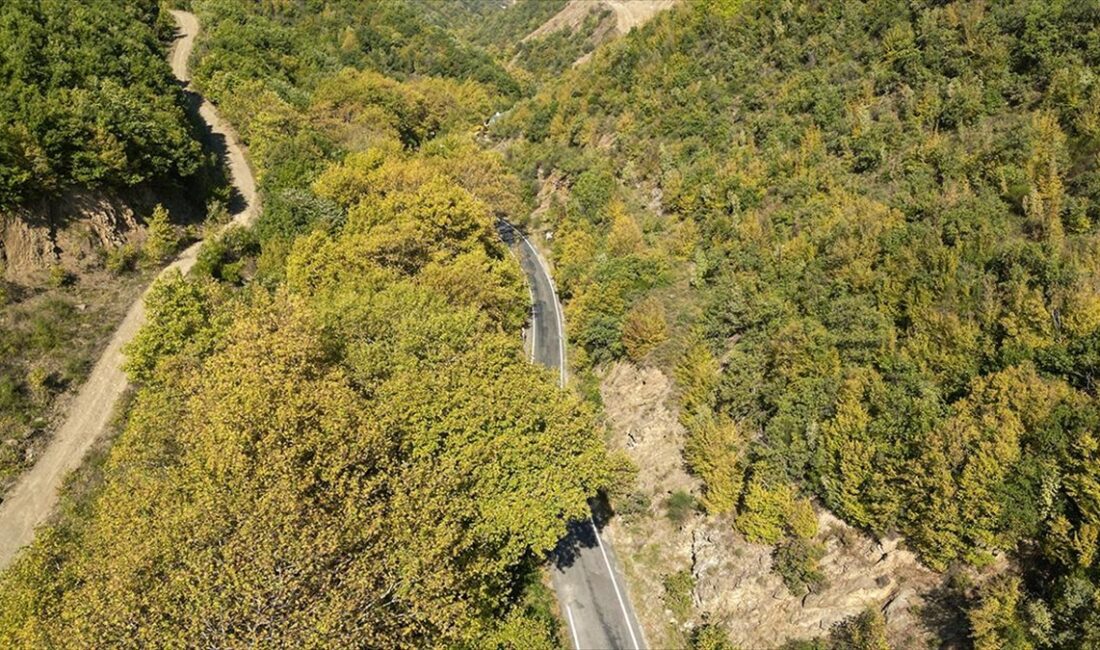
[524,0,678,42]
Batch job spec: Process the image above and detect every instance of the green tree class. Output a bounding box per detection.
[143,204,177,265]
[621,297,668,361]
[969,575,1033,650]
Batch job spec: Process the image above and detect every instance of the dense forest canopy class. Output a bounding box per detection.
[0,0,203,206]
[0,1,614,647]
[497,0,1100,644]
[8,0,1100,645]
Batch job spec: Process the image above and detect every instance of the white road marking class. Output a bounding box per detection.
[565,603,581,650]
[528,279,537,363]
[591,517,641,650]
[512,227,567,388]
[505,221,642,648]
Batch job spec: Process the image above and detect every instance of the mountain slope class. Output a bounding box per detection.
[496,0,1100,645]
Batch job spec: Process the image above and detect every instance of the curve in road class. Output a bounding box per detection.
[0,10,258,570]
[500,222,648,650]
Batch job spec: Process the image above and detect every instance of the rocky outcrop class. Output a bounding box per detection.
[1,191,144,282]
[523,1,678,44]
[599,361,945,648]
[691,512,940,648]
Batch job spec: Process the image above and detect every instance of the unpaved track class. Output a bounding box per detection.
[0,10,257,570]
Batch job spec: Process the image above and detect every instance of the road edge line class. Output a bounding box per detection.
[591,518,641,650]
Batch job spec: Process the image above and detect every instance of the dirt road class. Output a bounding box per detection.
[0,10,258,570]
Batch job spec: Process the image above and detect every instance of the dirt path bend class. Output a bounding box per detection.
[0,10,258,570]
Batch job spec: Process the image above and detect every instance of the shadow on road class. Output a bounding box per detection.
[550,495,616,571]
[496,219,521,247]
[178,83,248,218]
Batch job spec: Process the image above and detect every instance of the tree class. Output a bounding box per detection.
[829,610,889,650]
[143,204,177,265]
[816,372,878,529]
[123,272,231,385]
[691,623,737,650]
[683,413,745,514]
[969,575,1033,650]
[621,297,668,360]
[736,464,815,545]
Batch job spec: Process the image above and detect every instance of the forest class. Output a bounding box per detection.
[0,0,203,206]
[0,0,614,647]
[494,0,1100,645]
[5,0,1100,646]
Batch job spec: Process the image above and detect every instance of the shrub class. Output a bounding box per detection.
[665,490,698,525]
[616,490,651,518]
[47,265,72,288]
[691,623,736,650]
[663,569,695,622]
[105,244,139,275]
[773,538,826,596]
[830,610,889,650]
[143,204,178,265]
[621,297,668,361]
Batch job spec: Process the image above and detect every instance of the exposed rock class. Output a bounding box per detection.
[600,362,701,649]
[598,361,945,648]
[523,1,678,44]
[691,511,940,648]
[1,191,143,282]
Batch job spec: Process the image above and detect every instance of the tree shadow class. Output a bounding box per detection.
[917,579,970,649]
[549,496,615,571]
[177,83,247,218]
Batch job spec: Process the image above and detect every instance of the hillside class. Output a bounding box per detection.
[495,0,1100,645]
[0,2,613,647]
[4,0,1100,648]
[0,0,220,504]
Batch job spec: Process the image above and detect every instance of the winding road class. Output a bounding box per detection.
[2,14,648,650]
[0,10,257,570]
[500,223,647,650]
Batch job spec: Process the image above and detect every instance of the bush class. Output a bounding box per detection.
[665,490,698,525]
[773,538,826,597]
[105,244,140,275]
[616,490,651,518]
[143,204,178,265]
[621,297,668,361]
[691,623,736,650]
[829,610,889,650]
[663,569,695,622]
[47,265,73,288]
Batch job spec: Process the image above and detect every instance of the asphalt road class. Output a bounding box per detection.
[499,222,647,650]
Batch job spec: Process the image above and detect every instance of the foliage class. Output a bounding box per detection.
[829,610,890,650]
[497,0,1100,641]
[682,413,745,515]
[0,0,203,206]
[0,0,614,632]
[104,244,139,275]
[773,538,827,597]
[691,623,738,650]
[663,569,695,623]
[969,575,1033,650]
[621,296,668,360]
[1,155,611,646]
[735,464,817,545]
[512,7,614,81]
[142,204,178,265]
[665,490,698,526]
